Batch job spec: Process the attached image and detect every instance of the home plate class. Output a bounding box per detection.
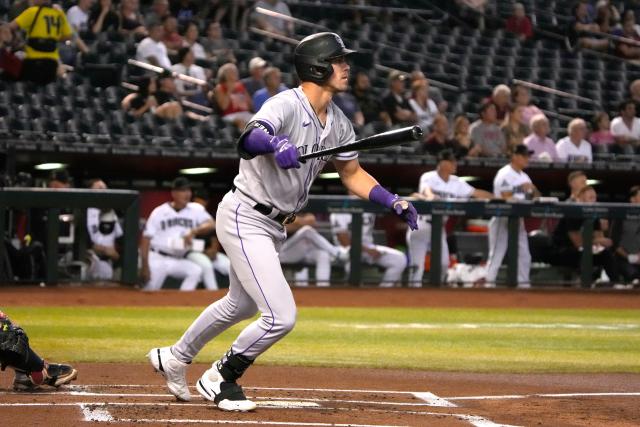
[256,401,321,408]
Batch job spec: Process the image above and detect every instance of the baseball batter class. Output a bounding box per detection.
[148,32,417,411]
[331,211,406,287]
[406,150,492,286]
[279,213,349,287]
[485,144,540,287]
[140,177,215,291]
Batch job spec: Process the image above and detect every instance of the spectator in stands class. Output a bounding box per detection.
[201,21,236,65]
[610,100,640,154]
[566,170,587,202]
[252,0,293,36]
[421,114,457,156]
[154,74,183,119]
[524,113,558,162]
[352,71,389,128]
[66,0,94,32]
[589,111,615,152]
[252,66,288,111]
[89,0,119,34]
[136,22,171,69]
[162,15,182,54]
[409,80,438,133]
[501,104,529,153]
[614,14,640,59]
[511,84,543,128]
[612,185,640,284]
[568,0,610,51]
[241,56,267,97]
[48,169,72,189]
[0,23,23,80]
[181,21,206,60]
[630,79,640,112]
[145,0,170,28]
[551,185,618,284]
[383,70,417,126]
[171,47,208,106]
[557,118,593,163]
[86,179,122,281]
[121,75,157,117]
[9,0,73,85]
[469,102,507,157]
[505,2,533,40]
[594,1,620,34]
[170,0,198,27]
[410,70,447,113]
[491,84,511,121]
[333,90,364,130]
[213,62,253,130]
[451,113,480,157]
[119,0,145,35]
[279,213,349,287]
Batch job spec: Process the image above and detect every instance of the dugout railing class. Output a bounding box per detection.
[0,188,139,285]
[304,196,640,287]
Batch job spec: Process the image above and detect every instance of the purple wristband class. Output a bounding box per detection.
[242,128,275,156]
[369,185,398,209]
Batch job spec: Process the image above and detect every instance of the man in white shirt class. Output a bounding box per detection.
[331,209,406,288]
[610,100,640,153]
[66,0,93,32]
[485,145,540,288]
[86,179,122,280]
[136,22,172,69]
[171,47,207,105]
[556,118,593,163]
[407,150,493,286]
[140,177,215,291]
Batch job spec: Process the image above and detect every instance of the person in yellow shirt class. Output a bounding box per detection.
[9,0,72,85]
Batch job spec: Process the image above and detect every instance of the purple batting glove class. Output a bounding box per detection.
[392,199,418,231]
[271,135,300,169]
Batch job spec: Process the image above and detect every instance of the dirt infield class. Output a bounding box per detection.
[2,285,640,309]
[1,286,639,426]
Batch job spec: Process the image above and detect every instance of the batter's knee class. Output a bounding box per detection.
[264,307,297,336]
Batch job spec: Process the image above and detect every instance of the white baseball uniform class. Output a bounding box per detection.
[279,225,344,287]
[143,202,212,291]
[330,212,406,287]
[406,171,475,286]
[86,208,123,280]
[172,87,358,363]
[485,164,532,286]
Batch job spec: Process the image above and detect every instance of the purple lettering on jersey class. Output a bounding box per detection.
[302,121,311,127]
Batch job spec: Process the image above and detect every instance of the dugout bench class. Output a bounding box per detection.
[0,188,139,285]
[304,196,640,288]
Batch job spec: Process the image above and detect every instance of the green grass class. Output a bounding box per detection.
[6,307,640,373]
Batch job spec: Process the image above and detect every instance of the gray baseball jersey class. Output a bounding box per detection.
[233,87,358,213]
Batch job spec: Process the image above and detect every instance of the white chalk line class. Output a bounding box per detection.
[412,392,457,407]
[446,392,640,401]
[0,402,518,426]
[330,322,640,331]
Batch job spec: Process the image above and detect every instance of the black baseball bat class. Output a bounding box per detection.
[299,125,423,161]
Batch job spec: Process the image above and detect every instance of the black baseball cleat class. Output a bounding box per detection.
[13,364,78,391]
[196,362,256,411]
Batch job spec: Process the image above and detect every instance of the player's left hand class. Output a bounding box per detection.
[392,199,418,230]
[272,135,300,169]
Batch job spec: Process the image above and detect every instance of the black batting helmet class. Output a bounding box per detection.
[294,32,356,85]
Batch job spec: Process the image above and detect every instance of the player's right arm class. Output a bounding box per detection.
[140,236,151,283]
[236,96,299,169]
[472,188,494,199]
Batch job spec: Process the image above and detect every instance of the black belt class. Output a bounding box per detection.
[150,247,179,257]
[232,185,297,225]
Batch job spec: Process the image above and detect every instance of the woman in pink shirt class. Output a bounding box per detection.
[512,84,543,128]
[589,111,615,148]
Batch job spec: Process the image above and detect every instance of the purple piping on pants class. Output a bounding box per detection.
[234,203,275,355]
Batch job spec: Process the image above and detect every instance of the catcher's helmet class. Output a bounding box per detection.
[294,32,356,85]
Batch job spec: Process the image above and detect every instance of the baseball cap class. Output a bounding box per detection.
[388,70,408,82]
[437,149,457,162]
[99,209,117,223]
[172,177,192,190]
[513,144,534,156]
[249,57,267,71]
